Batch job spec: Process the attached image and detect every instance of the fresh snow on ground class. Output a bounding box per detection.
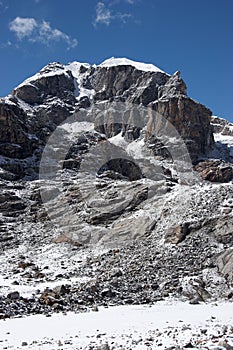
[0,275,89,299]
[0,301,232,349]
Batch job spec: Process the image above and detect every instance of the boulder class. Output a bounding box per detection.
[194,160,233,182]
[165,223,190,244]
[97,158,143,181]
[213,217,233,244]
[7,291,20,300]
[216,249,233,282]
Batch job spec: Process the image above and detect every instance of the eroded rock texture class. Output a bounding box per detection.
[0,59,215,179]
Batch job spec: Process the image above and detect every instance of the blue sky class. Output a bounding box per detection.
[0,0,232,122]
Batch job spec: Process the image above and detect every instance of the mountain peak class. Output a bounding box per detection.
[98,57,167,74]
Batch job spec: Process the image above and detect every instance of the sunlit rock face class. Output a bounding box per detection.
[0,59,232,319]
[0,58,215,179]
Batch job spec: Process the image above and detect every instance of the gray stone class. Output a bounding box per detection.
[216,248,233,281]
[7,291,20,300]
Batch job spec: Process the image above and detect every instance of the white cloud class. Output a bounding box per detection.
[36,20,78,49]
[9,17,77,50]
[9,17,37,40]
[95,2,112,26]
[94,2,131,26]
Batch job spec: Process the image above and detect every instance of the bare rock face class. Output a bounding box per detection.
[91,65,169,105]
[194,160,233,183]
[0,58,221,180]
[1,59,233,319]
[158,70,187,99]
[0,100,36,158]
[97,158,143,181]
[211,116,233,136]
[150,97,214,161]
[216,248,233,282]
[13,63,76,105]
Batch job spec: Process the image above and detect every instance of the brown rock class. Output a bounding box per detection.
[165,223,190,244]
[148,96,214,162]
[53,234,83,247]
[194,160,233,182]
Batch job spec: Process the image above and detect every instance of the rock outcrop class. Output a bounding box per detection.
[0,99,37,159]
[13,63,76,105]
[0,58,215,179]
[211,116,233,136]
[150,97,213,161]
[194,160,233,183]
[217,248,233,282]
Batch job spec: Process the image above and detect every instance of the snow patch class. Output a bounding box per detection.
[65,62,90,79]
[108,132,128,148]
[0,302,232,349]
[99,57,167,74]
[61,121,95,134]
[66,61,95,100]
[0,276,89,298]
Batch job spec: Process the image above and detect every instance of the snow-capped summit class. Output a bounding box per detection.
[1,56,215,168]
[99,57,166,74]
[14,57,167,94]
[15,57,166,92]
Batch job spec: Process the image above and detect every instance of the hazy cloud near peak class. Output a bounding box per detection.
[9,17,78,50]
[94,2,132,26]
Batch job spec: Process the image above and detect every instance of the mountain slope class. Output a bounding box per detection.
[0,58,232,324]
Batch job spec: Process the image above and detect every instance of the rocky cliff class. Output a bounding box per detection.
[0,58,215,180]
[0,58,232,321]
